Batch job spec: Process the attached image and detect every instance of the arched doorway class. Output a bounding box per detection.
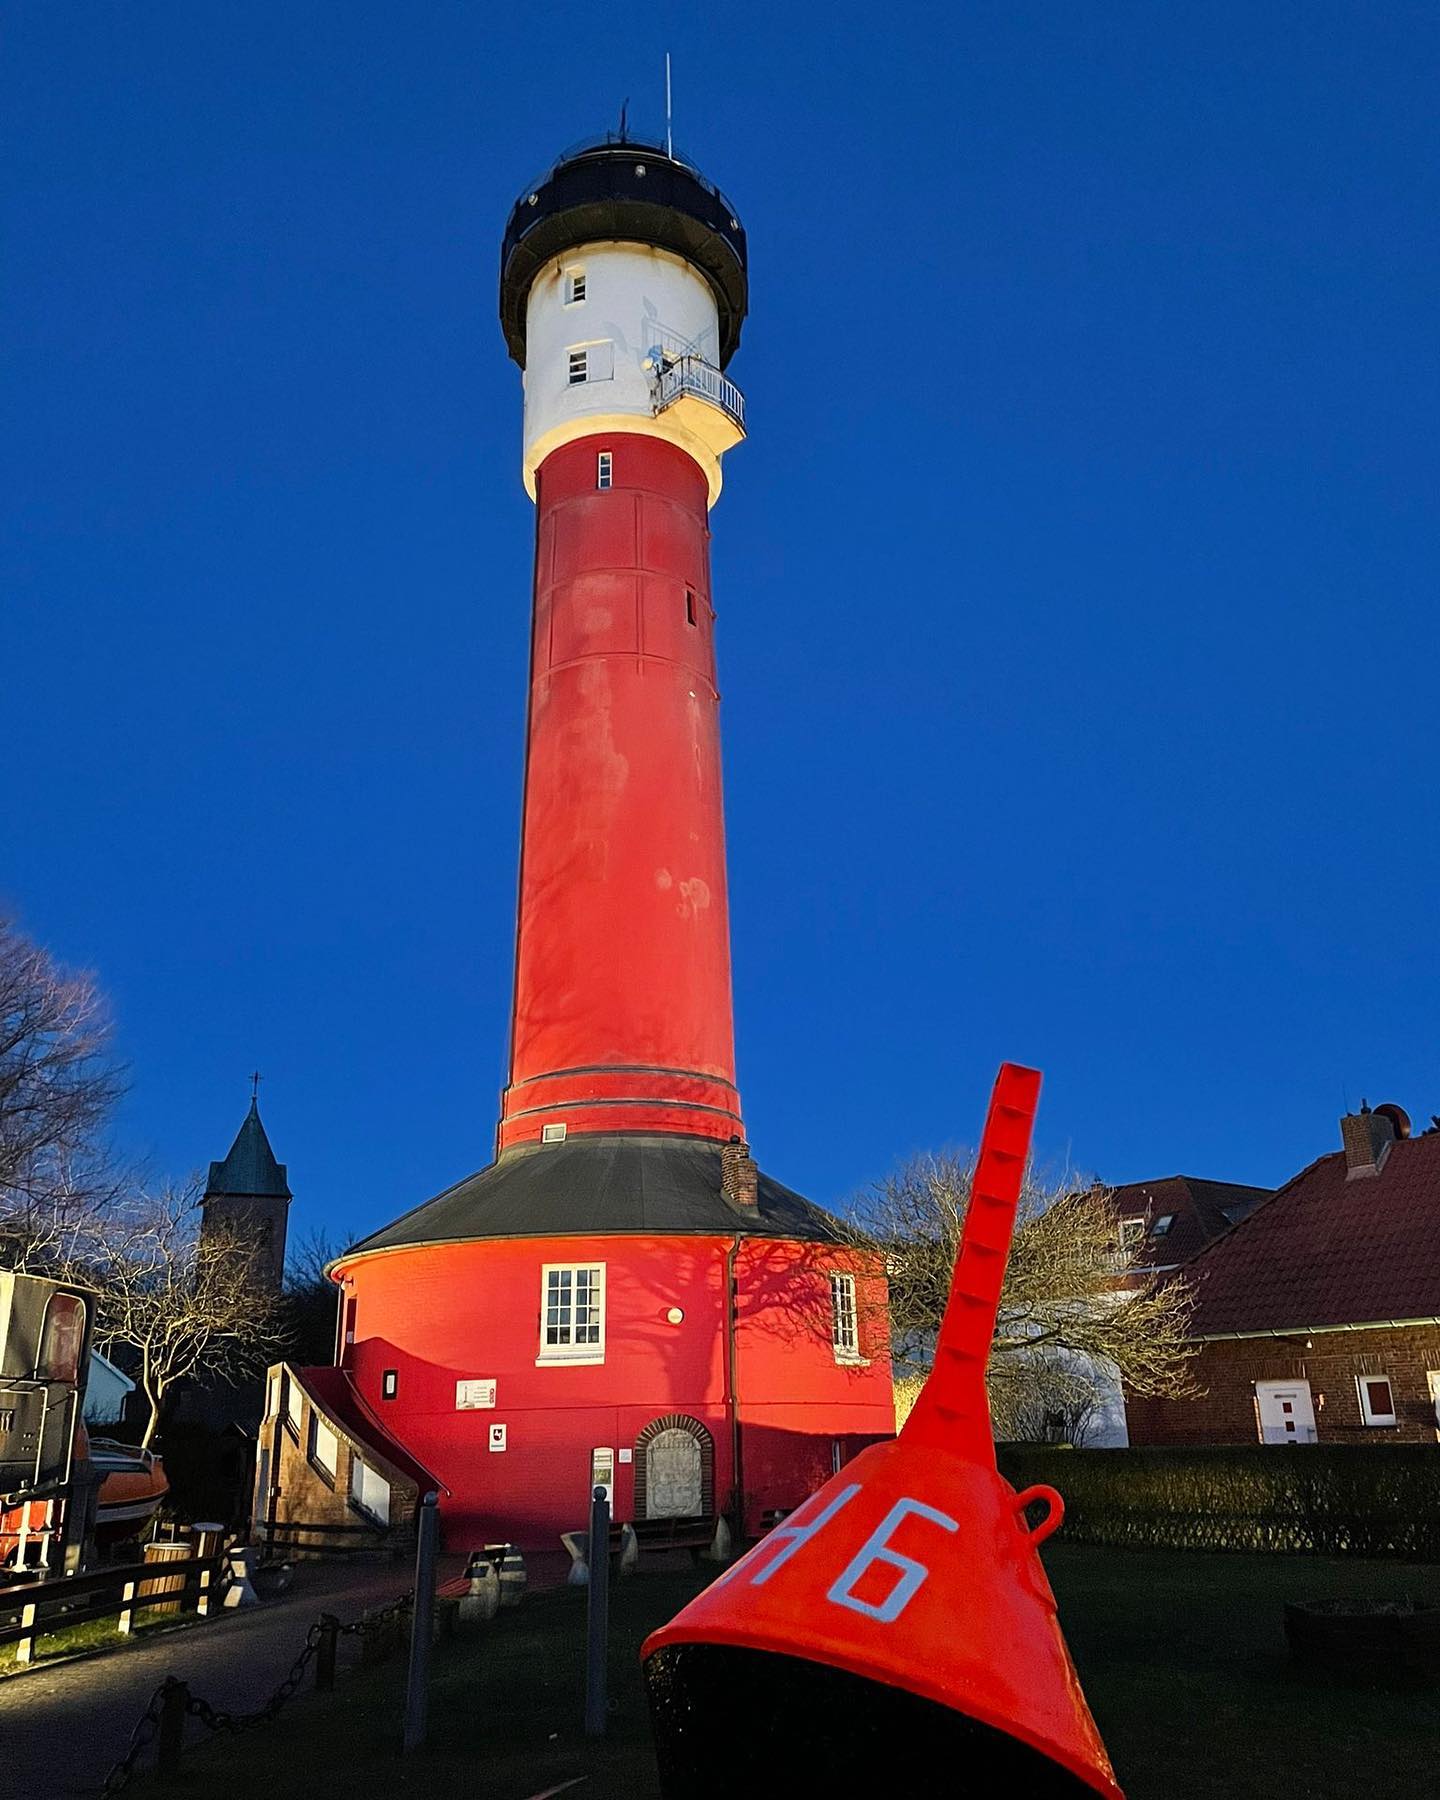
[635,1414,714,1519]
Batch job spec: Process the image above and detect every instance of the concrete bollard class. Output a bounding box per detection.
[561,1529,589,1586]
[703,1516,733,1563]
[496,1543,527,1608]
[459,1560,501,1624]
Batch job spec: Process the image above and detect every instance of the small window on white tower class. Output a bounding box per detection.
[564,269,587,305]
[538,1263,605,1363]
[567,341,614,386]
[596,452,613,491]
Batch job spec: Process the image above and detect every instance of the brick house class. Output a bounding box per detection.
[253,1362,442,1559]
[1127,1105,1440,1447]
[1110,1174,1271,1280]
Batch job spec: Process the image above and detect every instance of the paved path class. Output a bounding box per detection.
[0,1561,415,1799]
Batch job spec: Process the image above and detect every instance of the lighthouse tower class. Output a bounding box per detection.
[323,137,893,1553]
[497,144,749,1151]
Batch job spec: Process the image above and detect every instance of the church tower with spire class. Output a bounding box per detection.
[201,1091,291,1292]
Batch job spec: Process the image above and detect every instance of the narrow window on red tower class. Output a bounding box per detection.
[382,1369,398,1400]
[597,451,613,490]
[685,587,697,626]
[829,1272,862,1363]
[538,1262,606,1363]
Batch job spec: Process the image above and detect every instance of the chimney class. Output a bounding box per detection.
[721,1137,759,1210]
[1341,1101,1395,1180]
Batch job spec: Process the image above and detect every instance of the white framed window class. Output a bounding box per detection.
[349,1457,391,1525]
[596,452,613,491]
[564,269,587,305]
[1118,1217,1145,1252]
[309,1413,339,1480]
[1149,1213,1176,1238]
[382,1369,398,1400]
[567,341,613,386]
[266,1370,281,1419]
[538,1263,605,1363]
[1356,1374,1397,1427]
[830,1272,862,1362]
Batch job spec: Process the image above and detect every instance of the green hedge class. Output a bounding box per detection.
[996,1444,1440,1560]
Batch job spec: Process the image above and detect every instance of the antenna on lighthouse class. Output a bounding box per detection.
[665,52,673,159]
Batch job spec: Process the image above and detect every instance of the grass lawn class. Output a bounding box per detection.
[130,1544,1440,1799]
[0,1607,174,1676]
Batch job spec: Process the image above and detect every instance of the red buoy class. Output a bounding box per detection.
[643,1063,1125,1799]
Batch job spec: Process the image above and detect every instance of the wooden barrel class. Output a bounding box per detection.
[138,1541,191,1615]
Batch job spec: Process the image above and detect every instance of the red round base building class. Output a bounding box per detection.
[307,137,892,1555]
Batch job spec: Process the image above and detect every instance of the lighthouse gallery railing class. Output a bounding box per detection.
[654,356,746,434]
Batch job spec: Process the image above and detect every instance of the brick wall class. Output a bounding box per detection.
[1127,1324,1440,1447]
[254,1366,419,1559]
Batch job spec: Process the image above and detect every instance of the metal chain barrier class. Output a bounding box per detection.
[99,1680,170,1796]
[98,1590,416,1793]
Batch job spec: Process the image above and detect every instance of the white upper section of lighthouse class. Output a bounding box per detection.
[521,241,745,506]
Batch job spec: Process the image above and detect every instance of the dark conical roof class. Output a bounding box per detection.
[206,1099,291,1201]
[344,1133,838,1258]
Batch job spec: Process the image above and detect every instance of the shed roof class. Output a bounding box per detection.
[291,1364,445,1495]
[1184,1131,1440,1336]
[343,1132,840,1259]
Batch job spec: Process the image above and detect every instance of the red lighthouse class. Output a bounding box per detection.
[323,136,894,1553]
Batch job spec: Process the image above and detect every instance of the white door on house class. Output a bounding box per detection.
[646,1428,703,1517]
[1255,1380,1318,1444]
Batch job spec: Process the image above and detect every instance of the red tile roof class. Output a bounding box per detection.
[1185,1131,1440,1337]
[1112,1175,1271,1270]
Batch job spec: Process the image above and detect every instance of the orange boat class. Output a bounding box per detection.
[85,1430,170,1549]
[1,1424,168,1567]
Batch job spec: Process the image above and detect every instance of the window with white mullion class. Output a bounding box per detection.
[830,1272,860,1362]
[540,1263,605,1361]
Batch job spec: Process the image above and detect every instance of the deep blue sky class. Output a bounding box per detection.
[5,4,1437,1249]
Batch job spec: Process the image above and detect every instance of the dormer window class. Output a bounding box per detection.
[564,269,586,305]
[1118,1217,1145,1252]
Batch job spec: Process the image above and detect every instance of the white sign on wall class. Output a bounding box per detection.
[617,1447,633,1464]
[455,1379,497,1411]
[591,1446,615,1508]
[489,1423,507,1452]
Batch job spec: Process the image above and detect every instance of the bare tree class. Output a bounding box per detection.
[839,1154,1198,1436]
[282,1224,354,1367]
[0,917,124,1267]
[70,1183,284,1447]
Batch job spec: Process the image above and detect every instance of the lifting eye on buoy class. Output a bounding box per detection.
[642,1062,1126,1800]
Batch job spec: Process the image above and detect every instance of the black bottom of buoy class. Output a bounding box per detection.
[644,1645,1097,1797]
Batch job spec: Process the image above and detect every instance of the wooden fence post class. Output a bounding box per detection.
[15,1601,38,1667]
[157,1679,188,1781]
[316,1613,339,1691]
